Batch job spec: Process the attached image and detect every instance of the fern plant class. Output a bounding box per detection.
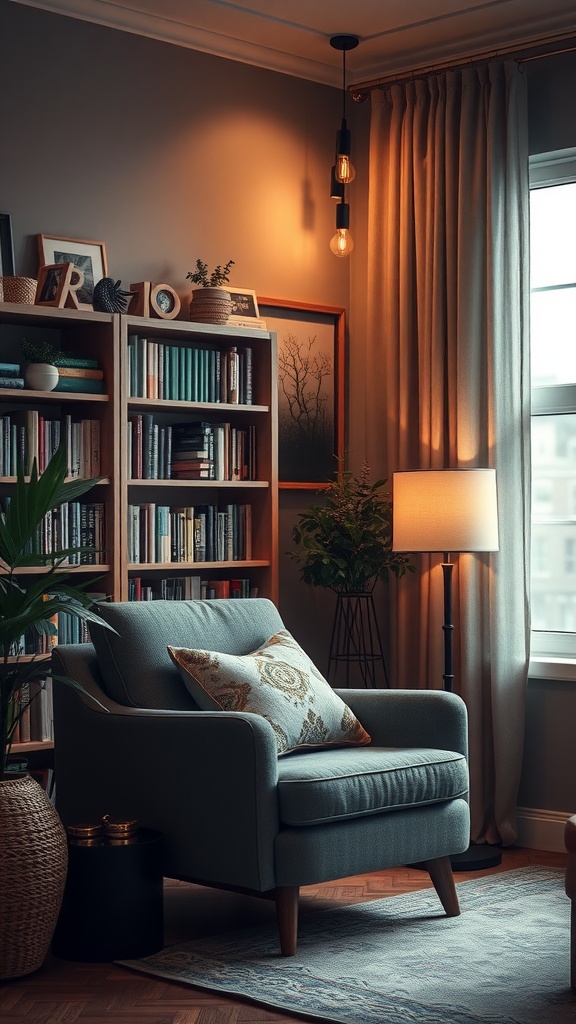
[186,259,235,288]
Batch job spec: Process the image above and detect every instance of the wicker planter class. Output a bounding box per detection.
[189,286,232,325]
[0,774,68,979]
[0,276,38,304]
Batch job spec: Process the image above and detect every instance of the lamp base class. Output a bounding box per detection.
[450,843,502,871]
[410,842,502,873]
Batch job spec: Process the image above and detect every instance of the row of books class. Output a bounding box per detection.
[127,502,253,565]
[128,575,257,601]
[127,336,253,405]
[0,411,101,479]
[0,499,106,563]
[128,416,258,481]
[9,678,53,744]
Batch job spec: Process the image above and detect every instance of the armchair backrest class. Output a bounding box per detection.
[88,598,285,710]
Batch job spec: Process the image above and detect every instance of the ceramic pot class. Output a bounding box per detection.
[189,287,232,325]
[24,362,59,391]
[0,773,68,979]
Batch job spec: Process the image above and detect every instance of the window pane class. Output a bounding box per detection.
[531,524,576,632]
[530,182,576,287]
[531,287,576,385]
[531,413,576,519]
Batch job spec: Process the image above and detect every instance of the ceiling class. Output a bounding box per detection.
[12,0,576,87]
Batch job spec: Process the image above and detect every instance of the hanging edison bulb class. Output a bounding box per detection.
[335,120,356,184]
[330,201,354,257]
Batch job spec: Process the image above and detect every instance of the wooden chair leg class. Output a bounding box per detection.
[275,886,300,956]
[422,855,461,917]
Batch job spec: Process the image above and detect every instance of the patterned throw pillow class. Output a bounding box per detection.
[167,629,371,756]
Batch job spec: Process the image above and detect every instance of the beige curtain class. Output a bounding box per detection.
[365,62,530,845]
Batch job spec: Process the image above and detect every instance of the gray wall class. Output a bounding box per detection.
[0,0,342,665]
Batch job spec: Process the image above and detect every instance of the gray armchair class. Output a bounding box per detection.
[52,598,469,955]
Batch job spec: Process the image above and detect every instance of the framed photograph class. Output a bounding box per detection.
[228,288,260,321]
[0,214,15,276]
[258,298,345,489]
[37,234,108,309]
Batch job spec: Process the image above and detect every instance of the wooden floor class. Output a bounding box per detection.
[0,847,567,1024]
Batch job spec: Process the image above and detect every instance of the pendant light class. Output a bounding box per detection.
[329,34,359,257]
[330,35,359,185]
[330,199,354,257]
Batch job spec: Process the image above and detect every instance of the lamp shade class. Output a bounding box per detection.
[392,469,499,554]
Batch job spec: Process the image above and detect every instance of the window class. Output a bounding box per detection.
[530,151,576,661]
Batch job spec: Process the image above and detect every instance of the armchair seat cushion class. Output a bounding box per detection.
[277,746,468,826]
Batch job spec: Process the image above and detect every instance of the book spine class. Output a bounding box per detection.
[56,356,99,369]
[56,366,104,380]
[53,378,105,394]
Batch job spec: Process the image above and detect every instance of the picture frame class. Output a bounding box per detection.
[35,262,83,308]
[0,213,15,276]
[228,288,260,321]
[37,234,108,310]
[258,297,345,489]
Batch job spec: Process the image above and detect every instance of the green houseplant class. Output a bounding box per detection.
[186,259,235,325]
[20,338,61,392]
[291,462,413,593]
[0,444,110,979]
[291,463,413,687]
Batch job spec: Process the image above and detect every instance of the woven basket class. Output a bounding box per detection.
[189,287,232,325]
[0,276,38,304]
[0,774,68,979]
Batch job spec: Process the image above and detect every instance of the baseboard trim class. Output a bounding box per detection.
[516,806,572,852]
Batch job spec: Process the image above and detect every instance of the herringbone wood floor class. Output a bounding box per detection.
[0,847,567,1023]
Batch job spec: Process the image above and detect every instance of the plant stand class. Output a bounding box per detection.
[327,591,390,689]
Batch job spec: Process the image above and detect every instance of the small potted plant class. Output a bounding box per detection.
[186,259,235,324]
[0,444,110,979]
[20,338,61,391]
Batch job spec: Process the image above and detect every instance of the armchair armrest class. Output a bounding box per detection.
[53,671,281,892]
[336,688,468,759]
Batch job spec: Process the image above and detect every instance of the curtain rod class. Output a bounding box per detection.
[350,31,576,100]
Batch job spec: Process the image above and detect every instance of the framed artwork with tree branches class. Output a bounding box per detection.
[258,298,345,489]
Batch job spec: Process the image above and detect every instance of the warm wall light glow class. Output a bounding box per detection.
[392,469,499,553]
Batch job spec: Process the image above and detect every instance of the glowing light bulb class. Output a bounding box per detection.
[335,153,356,184]
[330,200,353,257]
[330,228,354,257]
[335,120,355,183]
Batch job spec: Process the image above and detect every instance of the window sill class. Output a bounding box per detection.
[528,657,576,682]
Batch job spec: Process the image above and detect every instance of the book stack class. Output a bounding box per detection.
[0,360,24,389]
[53,356,105,394]
[170,420,257,480]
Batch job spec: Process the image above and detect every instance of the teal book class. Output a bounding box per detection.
[191,347,199,402]
[184,347,192,402]
[57,356,99,370]
[53,378,105,394]
[0,362,21,376]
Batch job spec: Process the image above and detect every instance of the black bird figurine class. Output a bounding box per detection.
[93,278,133,313]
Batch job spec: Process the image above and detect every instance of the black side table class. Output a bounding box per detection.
[52,827,164,962]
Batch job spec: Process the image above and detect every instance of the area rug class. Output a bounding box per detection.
[119,867,575,1024]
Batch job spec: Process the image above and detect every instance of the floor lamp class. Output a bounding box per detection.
[392,468,502,870]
